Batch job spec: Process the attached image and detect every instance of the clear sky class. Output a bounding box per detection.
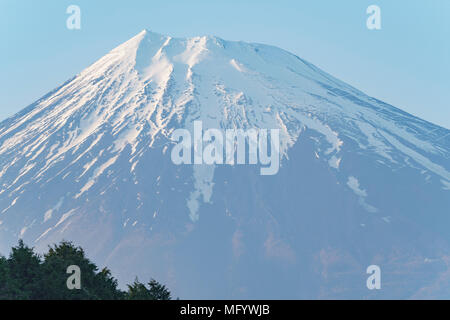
[1,0,449,128]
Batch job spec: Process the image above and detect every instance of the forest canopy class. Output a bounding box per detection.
[0,240,172,300]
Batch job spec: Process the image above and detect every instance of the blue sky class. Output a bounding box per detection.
[1,0,449,128]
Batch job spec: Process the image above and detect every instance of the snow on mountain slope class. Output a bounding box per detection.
[0,30,449,298]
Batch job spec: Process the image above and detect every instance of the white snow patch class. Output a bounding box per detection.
[382,216,391,223]
[1,197,19,214]
[75,155,118,198]
[19,226,28,238]
[187,165,215,222]
[55,209,77,228]
[43,196,64,222]
[35,228,53,243]
[441,179,450,190]
[347,176,367,197]
[382,131,450,181]
[347,176,378,213]
[230,59,247,73]
[328,155,341,169]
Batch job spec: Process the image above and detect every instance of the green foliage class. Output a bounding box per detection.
[0,255,9,299]
[148,278,172,300]
[127,277,172,300]
[0,240,43,300]
[0,240,171,300]
[40,241,123,300]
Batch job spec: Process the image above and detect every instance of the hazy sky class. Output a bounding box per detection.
[1,0,449,128]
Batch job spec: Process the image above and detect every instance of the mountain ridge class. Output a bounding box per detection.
[0,29,449,298]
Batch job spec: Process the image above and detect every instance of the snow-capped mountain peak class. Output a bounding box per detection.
[0,30,449,299]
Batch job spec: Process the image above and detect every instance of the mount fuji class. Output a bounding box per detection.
[0,29,449,299]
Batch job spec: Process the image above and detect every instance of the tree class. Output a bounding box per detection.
[0,255,8,299]
[126,277,171,300]
[126,277,152,300]
[2,240,43,300]
[0,240,172,300]
[148,278,172,300]
[41,240,123,300]
[94,267,125,300]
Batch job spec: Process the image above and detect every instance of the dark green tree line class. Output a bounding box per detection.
[0,240,172,300]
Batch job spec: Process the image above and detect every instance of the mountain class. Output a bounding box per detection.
[0,29,449,299]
